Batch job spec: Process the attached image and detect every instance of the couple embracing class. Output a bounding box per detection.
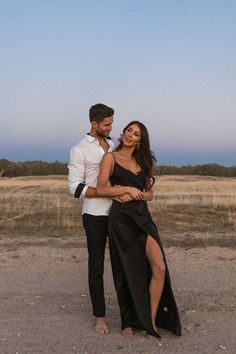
[68,103,181,341]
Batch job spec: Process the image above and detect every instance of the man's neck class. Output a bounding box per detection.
[89,131,107,143]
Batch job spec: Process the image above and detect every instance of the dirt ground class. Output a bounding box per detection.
[0,245,235,354]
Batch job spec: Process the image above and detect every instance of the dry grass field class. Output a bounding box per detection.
[0,175,235,249]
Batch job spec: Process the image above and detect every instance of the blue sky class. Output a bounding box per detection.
[1,0,236,166]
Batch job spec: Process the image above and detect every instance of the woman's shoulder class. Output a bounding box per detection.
[101,151,116,164]
[104,151,115,159]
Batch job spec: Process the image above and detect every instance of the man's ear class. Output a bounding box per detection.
[91,121,97,129]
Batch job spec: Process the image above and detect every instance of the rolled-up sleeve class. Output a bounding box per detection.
[68,147,88,198]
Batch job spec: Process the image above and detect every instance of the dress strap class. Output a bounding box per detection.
[110,151,116,162]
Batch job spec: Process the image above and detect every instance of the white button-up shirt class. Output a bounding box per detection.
[68,134,114,216]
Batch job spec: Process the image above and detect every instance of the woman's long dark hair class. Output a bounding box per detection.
[116,121,156,188]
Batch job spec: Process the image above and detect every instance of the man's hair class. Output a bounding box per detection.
[89,103,114,123]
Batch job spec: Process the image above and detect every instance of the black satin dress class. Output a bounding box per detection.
[108,162,181,337]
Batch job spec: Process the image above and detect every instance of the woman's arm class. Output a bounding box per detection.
[96,153,143,199]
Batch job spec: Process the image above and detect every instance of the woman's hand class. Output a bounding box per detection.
[127,187,143,200]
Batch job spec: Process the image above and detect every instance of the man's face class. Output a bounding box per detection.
[93,116,113,138]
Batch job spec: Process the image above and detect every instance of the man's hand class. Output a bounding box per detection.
[127,187,143,200]
[112,186,134,203]
[113,193,134,203]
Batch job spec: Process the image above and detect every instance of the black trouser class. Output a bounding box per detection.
[82,213,108,317]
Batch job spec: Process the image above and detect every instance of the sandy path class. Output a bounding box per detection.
[0,246,235,354]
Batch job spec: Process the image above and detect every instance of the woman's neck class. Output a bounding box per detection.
[119,146,135,160]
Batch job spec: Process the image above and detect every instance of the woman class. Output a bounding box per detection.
[96,121,181,340]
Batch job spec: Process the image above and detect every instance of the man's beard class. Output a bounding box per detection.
[96,130,109,139]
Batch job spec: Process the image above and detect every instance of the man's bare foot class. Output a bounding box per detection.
[94,317,109,334]
[122,327,134,337]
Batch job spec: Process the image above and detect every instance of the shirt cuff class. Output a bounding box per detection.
[81,185,88,197]
[74,183,88,198]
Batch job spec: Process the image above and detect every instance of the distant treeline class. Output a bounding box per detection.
[0,159,67,177]
[0,159,236,177]
[154,164,236,177]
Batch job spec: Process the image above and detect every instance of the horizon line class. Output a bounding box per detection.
[1,158,235,169]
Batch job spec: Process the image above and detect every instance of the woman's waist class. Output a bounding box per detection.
[111,199,148,211]
[109,200,153,223]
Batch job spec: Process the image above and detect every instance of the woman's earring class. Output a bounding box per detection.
[136,144,140,149]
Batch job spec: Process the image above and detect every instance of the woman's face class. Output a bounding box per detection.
[123,124,141,147]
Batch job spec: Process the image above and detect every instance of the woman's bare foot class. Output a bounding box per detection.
[148,333,161,342]
[94,317,109,334]
[147,322,161,341]
[122,327,134,337]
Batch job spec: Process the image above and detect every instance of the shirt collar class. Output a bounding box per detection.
[85,134,96,143]
[85,134,114,147]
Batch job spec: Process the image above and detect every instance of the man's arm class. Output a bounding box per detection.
[96,153,143,199]
[68,146,110,199]
[68,146,93,198]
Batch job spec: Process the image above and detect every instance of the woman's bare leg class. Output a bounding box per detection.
[146,235,165,337]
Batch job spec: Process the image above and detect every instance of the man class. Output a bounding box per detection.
[68,103,115,334]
